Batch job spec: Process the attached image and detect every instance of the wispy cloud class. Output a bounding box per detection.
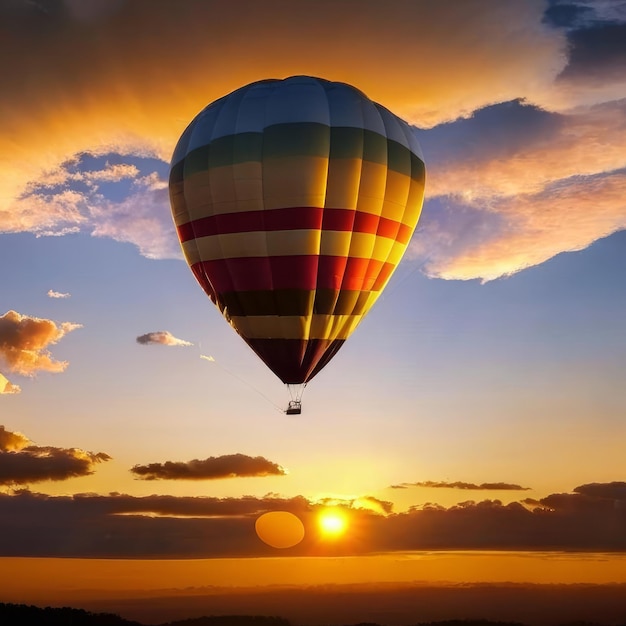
[391,481,531,491]
[89,180,181,260]
[130,454,287,480]
[136,331,193,347]
[0,310,82,377]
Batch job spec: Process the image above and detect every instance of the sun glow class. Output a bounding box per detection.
[318,509,348,538]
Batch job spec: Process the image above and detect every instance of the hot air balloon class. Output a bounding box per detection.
[169,76,425,414]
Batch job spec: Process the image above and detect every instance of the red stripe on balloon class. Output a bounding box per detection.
[193,255,396,293]
[178,207,413,244]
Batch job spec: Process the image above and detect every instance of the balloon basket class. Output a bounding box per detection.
[285,400,302,415]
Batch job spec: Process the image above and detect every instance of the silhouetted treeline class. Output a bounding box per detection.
[1,604,625,626]
[163,617,291,626]
[0,602,142,625]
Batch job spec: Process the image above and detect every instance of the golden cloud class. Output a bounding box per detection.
[0,310,82,377]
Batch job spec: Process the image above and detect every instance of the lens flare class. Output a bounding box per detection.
[255,511,305,549]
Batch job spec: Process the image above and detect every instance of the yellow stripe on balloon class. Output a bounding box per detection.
[181,230,321,263]
[324,158,363,209]
[230,313,364,341]
[262,156,329,211]
[181,231,408,265]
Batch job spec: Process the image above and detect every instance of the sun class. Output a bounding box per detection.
[318,509,348,539]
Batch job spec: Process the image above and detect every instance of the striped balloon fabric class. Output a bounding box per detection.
[169,76,425,385]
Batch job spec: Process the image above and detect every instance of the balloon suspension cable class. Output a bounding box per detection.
[200,355,284,413]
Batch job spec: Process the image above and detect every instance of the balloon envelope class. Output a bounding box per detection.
[169,76,425,384]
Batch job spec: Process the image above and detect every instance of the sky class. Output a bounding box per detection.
[1,0,626,622]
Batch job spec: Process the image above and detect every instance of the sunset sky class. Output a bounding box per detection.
[1,0,626,622]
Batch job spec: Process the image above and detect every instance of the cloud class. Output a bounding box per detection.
[0,482,623,557]
[544,1,626,29]
[0,426,30,451]
[88,180,181,260]
[417,170,626,281]
[0,447,111,486]
[0,189,88,236]
[0,151,179,260]
[538,22,626,111]
[573,481,626,501]
[0,2,566,256]
[136,331,193,347]
[0,310,82,376]
[0,425,111,485]
[0,373,21,395]
[47,290,70,299]
[411,98,626,280]
[391,481,531,491]
[420,99,626,200]
[130,453,287,480]
[0,1,622,281]
[352,496,394,515]
[312,495,395,515]
[83,162,140,183]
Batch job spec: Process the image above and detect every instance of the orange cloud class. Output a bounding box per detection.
[0,1,565,232]
[420,170,626,281]
[0,426,30,451]
[0,310,82,377]
[1,1,622,281]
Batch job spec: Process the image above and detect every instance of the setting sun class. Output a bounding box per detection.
[318,509,348,538]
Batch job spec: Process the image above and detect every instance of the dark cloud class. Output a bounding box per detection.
[0,491,313,558]
[130,454,286,480]
[544,1,626,29]
[543,1,595,28]
[419,100,565,166]
[0,483,624,557]
[574,481,626,500]
[374,491,626,552]
[557,23,626,83]
[0,447,111,486]
[0,425,111,486]
[391,481,530,491]
[136,331,192,346]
